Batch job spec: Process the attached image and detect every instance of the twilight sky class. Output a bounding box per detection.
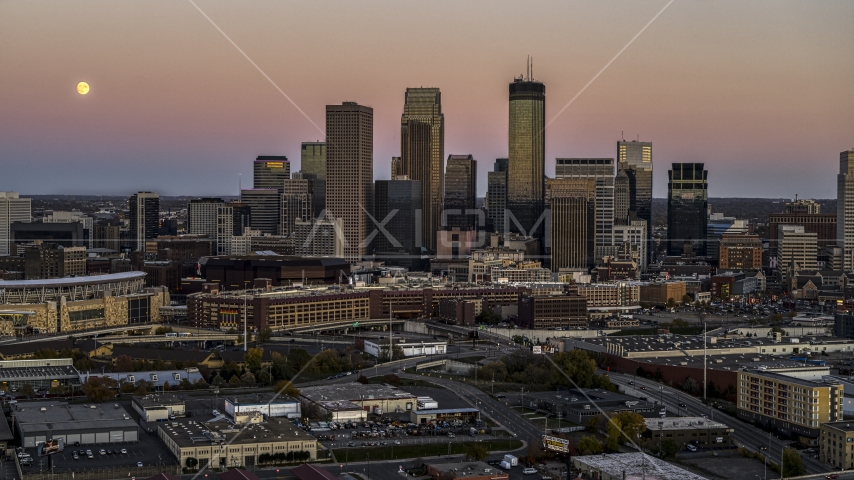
[1,0,852,198]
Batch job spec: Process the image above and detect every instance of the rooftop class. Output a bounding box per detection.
[0,364,79,381]
[644,416,729,432]
[158,417,309,448]
[741,369,840,388]
[425,460,505,477]
[821,421,854,433]
[574,452,706,480]
[225,393,300,406]
[133,393,186,408]
[15,401,138,433]
[300,382,416,403]
[0,270,145,289]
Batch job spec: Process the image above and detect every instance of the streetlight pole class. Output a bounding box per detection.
[243,281,249,352]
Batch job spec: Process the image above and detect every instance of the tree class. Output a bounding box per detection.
[256,370,272,385]
[273,380,300,398]
[287,348,311,371]
[658,438,678,459]
[576,436,604,455]
[682,376,700,394]
[155,326,174,335]
[462,443,488,461]
[681,294,693,305]
[228,375,241,386]
[611,412,647,444]
[665,298,676,309]
[383,374,401,386]
[782,447,806,477]
[670,318,690,328]
[258,328,273,342]
[244,347,264,373]
[162,381,171,391]
[19,383,35,399]
[81,377,118,403]
[186,457,198,469]
[584,415,601,432]
[357,375,369,384]
[606,417,623,451]
[194,377,209,389]
[212,374,226,387]
[240,371,256,385]
[114,355,134,372]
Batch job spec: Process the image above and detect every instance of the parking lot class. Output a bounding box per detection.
[19,436,176,473]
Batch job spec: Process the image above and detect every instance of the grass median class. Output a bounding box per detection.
[331,439,524,462]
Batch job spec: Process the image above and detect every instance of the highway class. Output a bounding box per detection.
[606,371,833,476]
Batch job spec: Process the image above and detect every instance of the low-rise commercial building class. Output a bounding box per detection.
[526,389,656,425]
[0,358,80,391]
[363,339,448,358]
[572,452,706,480]
[820,421,854,470]
[409,408,479,425]
[14,401,139,447]
[157,419,316,470]
[644,416,733,448]
[638,282,687,307]
[517,294,587,329]
[224,393,301,419]
[424,461,508,480]
[300,383,417,417]
[132,393,186,422]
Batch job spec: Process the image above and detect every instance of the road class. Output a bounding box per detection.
[606,371,832,476]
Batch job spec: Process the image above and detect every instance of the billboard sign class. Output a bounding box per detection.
[532,346,542,355]
[542,435,569,453]
[38,438,64,457]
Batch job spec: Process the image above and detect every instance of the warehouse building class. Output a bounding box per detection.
[0,358,80,392]
[409,408,479,425]
[644,416,733,448]
[13,401,139,447]
[526,389,656,425]
[300,383,417,416]
[132,394,186,422]
[224,393,301,419]
[572,452,706,480]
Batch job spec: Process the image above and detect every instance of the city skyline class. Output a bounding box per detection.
[1,1,852,198]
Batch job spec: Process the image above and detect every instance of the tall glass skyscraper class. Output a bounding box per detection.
[617,140,652,258]
[507,78,545,237]
[555,158,615,262]
[401,88,443,251]
[444,155,477,229]
[667,163,708,256]
[487,158,509,233]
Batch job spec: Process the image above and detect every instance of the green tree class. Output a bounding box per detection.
[665,298,676,309]
[606,417,623,451]
[462,443,489,461]
[211,374,226,387]
[155,326,174,335]
[256,370,272,385]
[782,447,805,477]
[287,348,311,371]
[19,383,35,399]
[670,318,690,328]
[584,415,601,432]
[244,347,264,373]
[81,377,118,403]
[228,375,241,386]
[681,294,693,305]
[658,438,678,459]
[576,436,604,455]
[258,328,273,342]
[682,376,700,394]
[611,412,647,443]
[240,371,256,384]
[273,380,300,398]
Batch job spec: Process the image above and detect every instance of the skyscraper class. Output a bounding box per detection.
[443,155,478,229]
[547,178,596,270]
[556,158,615,262]
[188,197,224,238]
[300,143,326,179]
[507,75,545,237]
[241,189,280,235]
[0,192,31,256]
[487,158,509,234]
[326,102,373,262]
[128,191,159,251]
[617,140,653,257]
[281,173,316,236]
[373,179,422,257]
[400,87,443,251]
[667,163,708,256]
[837,149,854,271]
[614,170,630,226]
[253,156,291,191]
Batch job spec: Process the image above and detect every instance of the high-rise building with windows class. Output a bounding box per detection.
[556,158,615,263]
[667,163,708,256]
[547,178,596,270]
[837,149,854,271]
[0,192,31,256]
[241,189,280,235]
[373,179,422,256]
[508,77,545,237]
[281,173,319,236]
[444,155,477,230]
[300,143,326,179]
[777,225,818,283]
[617,140,652,257]
[188,197,224,239]
[326,102,373,263]
[614,170,630,226]
[253,156,291,191]
[128,192,160,252]
[487,158,509,234]
[400,88,443,251]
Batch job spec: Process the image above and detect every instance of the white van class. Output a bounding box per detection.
[523,468,537,475]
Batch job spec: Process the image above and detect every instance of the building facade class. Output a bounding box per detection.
[487,158,508,234]
[507,77,545,238]
[326,102,373,262]
[667,163,708,256]
[0,192,31,257]
[444,155,477,229]
[547,178,596,270]
[188,197,224,238]
[556,158,615,261]
[838,149,854,271]
[241,189,280,235]
[617,140,653,260]
[373,179,422,256]
[128,191,159,252]
[718,233,762,271]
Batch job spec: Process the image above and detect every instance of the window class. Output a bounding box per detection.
[128,375,135,383]
[69,308,105,322]
[151,374,158,382]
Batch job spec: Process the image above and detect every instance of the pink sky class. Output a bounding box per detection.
[0,0,852,197]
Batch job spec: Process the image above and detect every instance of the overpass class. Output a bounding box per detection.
[0,324,158,345]
[91,333,238,345]
[285,317,406,334]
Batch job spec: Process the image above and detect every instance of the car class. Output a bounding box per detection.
[137,462,144,468]
[640,386,646,390]
[679,403,687,407]
[826,475,840,479]
[523,468,538,475]
[628,381,634,385]
[99,449,106,455]
[120,448,127,454]
[394,440,401,445]
[348,442,355,447]
[448,433,456,438]
[72,453,79,460]
[686,445,697,452]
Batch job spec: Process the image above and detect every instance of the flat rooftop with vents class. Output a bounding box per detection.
[13,401,139,447]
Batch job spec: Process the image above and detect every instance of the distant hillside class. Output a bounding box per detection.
[651,198,836,226]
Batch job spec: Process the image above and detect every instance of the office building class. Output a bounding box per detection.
[326,102,373,263]
[556,158,615,261]
[838,149,854,271]
[188,197,224,238]
[300,142,326,179]
[667,163,708,256]
[14,400,139,447]
[44,211,93,248]
[0,192,31,256]
[613,169,630,225]
[517,294,587,329]
[390,156,404,179]
[820,422,854,470]
[443,155,477,229]
[769,209,836,258]
[23,243,86,279]
[617,140,653,258]
[738,369,843,438]
[777,225,818,283]
[707,212,749,260]
[487,158,509,234]
[507,75,545,238]
[787,198,822,214]
[241,189,279,235]
[400,87,444,251]
[215,202,251,256]
[718,233,762,271]
[128,192,160,251]
[547,178,596,270]
[93,222,120,251]
[253,156,290,191]
[293,217,344,257]
[373,179,422,256]
[10,222,86,248]
[281,174,316,236]
[610,220,648,273]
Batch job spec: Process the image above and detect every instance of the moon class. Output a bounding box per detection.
[77,82,89,95]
